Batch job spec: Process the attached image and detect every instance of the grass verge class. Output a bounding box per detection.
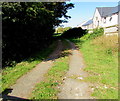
[2,41,57,93]
[70,30,118,99]
[31,40,70,99]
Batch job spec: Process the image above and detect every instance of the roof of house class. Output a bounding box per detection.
[82,19,93,26]
[78,21,87,27]
[97,6,118,17]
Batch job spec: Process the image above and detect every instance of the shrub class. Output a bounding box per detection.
[61,27,87,38]
[89,28,104,39]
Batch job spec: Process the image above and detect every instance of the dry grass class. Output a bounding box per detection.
[92,35,118,53]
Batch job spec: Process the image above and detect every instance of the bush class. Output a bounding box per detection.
[79,28,104,42]
[61,27,87,38]
[89,28,104,39]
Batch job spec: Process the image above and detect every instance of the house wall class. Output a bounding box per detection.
[102,13,118,35]
[104,26,118,35]
[93,9,102,29]
[101,13,118,27]
[81,24,93,33]
[79,21,90,29]
[88,23,93,29]
[81,26,87,29]
[82,7,118,35]
[92,8,118,35]
[81,24,93,30]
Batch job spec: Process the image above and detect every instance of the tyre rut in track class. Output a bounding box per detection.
[58,40,95,99]
[3,40,64,100]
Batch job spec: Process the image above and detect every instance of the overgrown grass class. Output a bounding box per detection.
[31,56,69,99]
[31,40,70,99]
[70,29,118,99]
[2,41,57,93]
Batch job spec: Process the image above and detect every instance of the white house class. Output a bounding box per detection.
[82,19,93,30]
[78,18,93,30]
[93,6,118,35]
[79,6,119,35]
[93,6,118,28]
[78,20,90,29]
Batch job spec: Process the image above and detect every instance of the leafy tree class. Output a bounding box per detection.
[2,2,74,67]
[42,2,74,26]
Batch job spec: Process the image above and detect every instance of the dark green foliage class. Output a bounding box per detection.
[2,2,74,67]
[61,27,87,38]
[88,28,104,39]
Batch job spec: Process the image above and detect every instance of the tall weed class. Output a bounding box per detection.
[79,28,104,42]
[92,35,118,55]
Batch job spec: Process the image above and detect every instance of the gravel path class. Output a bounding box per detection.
[58,40,94,99]
[4,40,63,100]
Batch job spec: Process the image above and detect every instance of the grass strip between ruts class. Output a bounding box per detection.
[31,56,69,99]
[31,40,70,99]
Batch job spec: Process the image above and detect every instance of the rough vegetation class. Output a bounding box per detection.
[70,28,118,99]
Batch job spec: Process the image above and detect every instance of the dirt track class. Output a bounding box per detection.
[3,39,94,100]
[58,40,94,99]
[3,40,64,100]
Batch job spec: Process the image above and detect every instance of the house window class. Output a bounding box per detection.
[103,17,106,23]
[109,17,112,21]
[97,21,99,27]
[96,17,98,20]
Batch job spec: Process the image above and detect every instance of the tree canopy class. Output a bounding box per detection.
[2,2,74,67]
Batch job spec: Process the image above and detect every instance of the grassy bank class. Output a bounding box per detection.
[2,41,57,92]
[31,40,70,99]
[70,29,118,99]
